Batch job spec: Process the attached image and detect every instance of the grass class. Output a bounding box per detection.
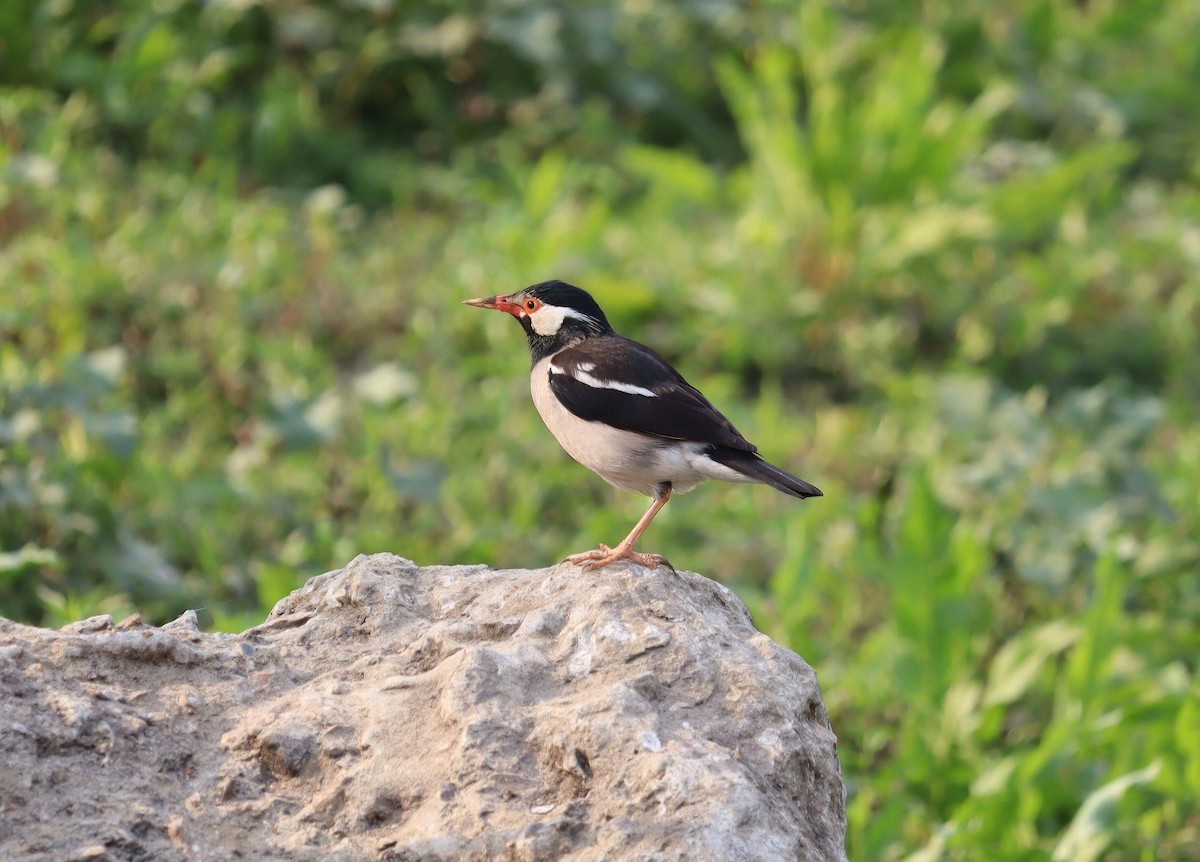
[2,1,1198,858]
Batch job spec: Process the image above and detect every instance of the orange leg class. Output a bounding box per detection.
[565,485,674,571]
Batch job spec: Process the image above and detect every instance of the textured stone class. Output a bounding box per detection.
[0,553,846,861]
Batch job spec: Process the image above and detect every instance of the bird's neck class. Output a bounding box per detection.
[526,331,581,365]
[522,319,615,365]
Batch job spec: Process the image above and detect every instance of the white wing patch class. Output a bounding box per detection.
[550,362,657,397]
[529,304,595,336]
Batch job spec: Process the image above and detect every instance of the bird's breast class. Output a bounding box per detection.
[529,355,753,496]
[530,356,664,496]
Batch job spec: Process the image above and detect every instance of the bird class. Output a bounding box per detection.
[463,280,822,570]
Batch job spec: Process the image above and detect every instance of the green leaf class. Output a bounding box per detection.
[1051,762,1161,862]
[984,620,1081,707]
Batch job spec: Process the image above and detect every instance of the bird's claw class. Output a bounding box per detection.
[564,545,675,572]
[630,552,675,573]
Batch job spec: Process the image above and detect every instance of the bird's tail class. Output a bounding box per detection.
[709,447,823,499]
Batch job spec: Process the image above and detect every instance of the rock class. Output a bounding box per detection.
[0,553,846,861]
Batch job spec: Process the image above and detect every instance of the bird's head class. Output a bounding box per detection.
[463,280,614,361]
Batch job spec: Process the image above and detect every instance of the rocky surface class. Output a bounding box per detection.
[0,553,846,861]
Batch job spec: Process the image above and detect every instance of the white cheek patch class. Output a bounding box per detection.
[528,304,596,336]
[550,363,657,398]
[529,304,568,335]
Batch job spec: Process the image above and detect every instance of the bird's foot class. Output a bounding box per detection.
[564,544,675,572]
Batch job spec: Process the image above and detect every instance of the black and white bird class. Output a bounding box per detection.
[464,280,822,570]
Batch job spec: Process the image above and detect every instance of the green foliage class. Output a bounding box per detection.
[2,0,1198,858]
[8,0,748,198]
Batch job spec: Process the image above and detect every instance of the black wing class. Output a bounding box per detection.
[548,336,756,452]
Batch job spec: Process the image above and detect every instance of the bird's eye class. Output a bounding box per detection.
[525,298,541,311]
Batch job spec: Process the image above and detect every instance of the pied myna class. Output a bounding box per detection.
[464,280,822,570]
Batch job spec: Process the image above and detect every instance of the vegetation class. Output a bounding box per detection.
[2,1,1197,858]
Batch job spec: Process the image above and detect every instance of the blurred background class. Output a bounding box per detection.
[2,0,1198,858]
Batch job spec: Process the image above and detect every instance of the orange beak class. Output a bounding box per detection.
[462,294,523,317]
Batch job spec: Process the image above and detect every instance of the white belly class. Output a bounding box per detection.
[529,355,752,496]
